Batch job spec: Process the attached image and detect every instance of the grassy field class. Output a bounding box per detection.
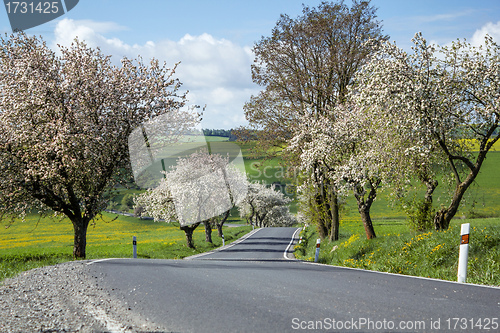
[239,141,500,287]
[293,217,500,286]
[1,138,499,285]
[0,212,251,281]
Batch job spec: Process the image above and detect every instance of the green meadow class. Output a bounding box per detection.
[1,138,499,286]
[293,217,500,286]
[0,211,251,281]
[240,142,500,286]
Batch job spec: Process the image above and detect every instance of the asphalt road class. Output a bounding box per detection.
[188,226,300,260]
[86,227,500,333]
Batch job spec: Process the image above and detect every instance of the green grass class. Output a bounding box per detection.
[2,141,499,286]
[285,149,500,288]
[335,151,500,221]
[0,212,251,282]
[294,217,500,287]
[205,136,231,142]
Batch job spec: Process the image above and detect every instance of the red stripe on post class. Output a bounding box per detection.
[461,234,469,245]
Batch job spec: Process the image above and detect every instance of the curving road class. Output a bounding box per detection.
[86,227,500,332]
[186,226,300,260]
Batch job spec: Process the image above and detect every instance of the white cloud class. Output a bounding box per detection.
[210,87,234,105]
[52,19,258,129]
[414,10,473,24]
[471,21,500,46]
[69,20,128,33]
[427,20,500,52]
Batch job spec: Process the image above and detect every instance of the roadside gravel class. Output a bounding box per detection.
[0,261,167,333]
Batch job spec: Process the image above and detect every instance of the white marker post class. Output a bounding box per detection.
[133,236,137,259]
[457,223,470,283]
[314,239,321,263]
[222,234,225,247]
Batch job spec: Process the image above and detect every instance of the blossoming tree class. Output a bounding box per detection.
[0,33,191,258]
[353,88,447,231]
[288,104,382,239]
[135,150,248,248]
[356,33,500,230]
[243,0,388,240]
[237,182,296,228]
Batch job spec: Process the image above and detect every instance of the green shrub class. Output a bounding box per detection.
[401,198,435,231]
[121,193,135,210]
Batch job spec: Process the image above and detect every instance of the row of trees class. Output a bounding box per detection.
[202,129,238,141]
[1,1,497,258]
[355,33,500,231]
[238,182,295,228]
[244,0,500,240]
[0,32,295,258]
[202,129,231,137]
[134,149,295,248]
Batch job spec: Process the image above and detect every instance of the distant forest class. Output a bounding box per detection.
[202,129,237,141]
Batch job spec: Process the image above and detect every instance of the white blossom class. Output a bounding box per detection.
[237,182,295,227]
[0,33,193,257]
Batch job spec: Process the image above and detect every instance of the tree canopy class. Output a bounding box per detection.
[356,33,500,230]
[244,0,388,240]
[0,32,192,258]
[246,0,387,142]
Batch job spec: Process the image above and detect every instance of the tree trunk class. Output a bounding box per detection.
[259,211,269,227]
[433,138,491,230]
[314,193,329,240]
[256,213,262,228]
[422,182,436,218]
[434,208,449,230]
[311,178,339,241]
[329,192,340,241]
[322,193,332,235]
[359,207,376,239]
[203,220,212,243]
[216,210,230,237]
[216,224,224,238]
[353,179,379,239]
[434,184,468,230]
[248,203,256,228]
[416,178,438,231]
[72,217,89,259]
[180,222,201,248]
[184,227,195,248]
[434,173,476,230]
[423,179,438,203]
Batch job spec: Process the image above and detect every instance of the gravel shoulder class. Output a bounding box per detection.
[0,261,167,333]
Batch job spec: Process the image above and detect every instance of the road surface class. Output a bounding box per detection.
[86,227,500,332]
[187,226,299,260]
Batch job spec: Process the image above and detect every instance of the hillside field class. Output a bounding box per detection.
[0,212,251,281]
[1,137,498,285]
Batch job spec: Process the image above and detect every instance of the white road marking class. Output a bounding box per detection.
[299,260,500,290]
[86,258,133,265]
[283,228,301,260]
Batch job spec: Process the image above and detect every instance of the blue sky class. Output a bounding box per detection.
[1,0,500,129]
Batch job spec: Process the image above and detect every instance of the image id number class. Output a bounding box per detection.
[5,2,59,14]
[445,318,498,330]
